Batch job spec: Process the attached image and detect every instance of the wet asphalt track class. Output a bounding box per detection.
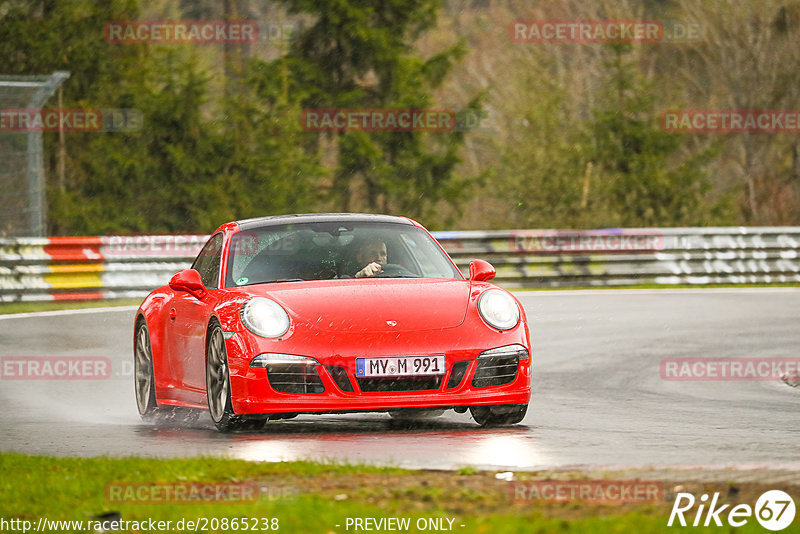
[1,289,798,472]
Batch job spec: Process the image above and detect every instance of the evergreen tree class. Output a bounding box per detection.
[586,43,714,226]
[272,0,474,222]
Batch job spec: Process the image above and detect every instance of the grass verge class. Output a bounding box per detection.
[1,453,798,533]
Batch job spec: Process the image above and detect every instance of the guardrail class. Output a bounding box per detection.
[1,228,799,302]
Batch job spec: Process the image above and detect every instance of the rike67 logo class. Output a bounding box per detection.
[669,490,796,531]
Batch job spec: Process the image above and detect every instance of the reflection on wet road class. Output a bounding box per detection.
[136,416,550,469]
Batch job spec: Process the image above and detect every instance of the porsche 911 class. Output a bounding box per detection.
[133,213,531,431]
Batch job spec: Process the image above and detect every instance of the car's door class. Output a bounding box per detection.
[167,233,223,395]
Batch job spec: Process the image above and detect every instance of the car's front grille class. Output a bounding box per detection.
[355,376,442,392]
[325,365,354,392]
[472,356,519,387]
[446,361,470,389]
[266,364,324,393]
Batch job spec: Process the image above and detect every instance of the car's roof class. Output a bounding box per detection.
[235,213,415,231]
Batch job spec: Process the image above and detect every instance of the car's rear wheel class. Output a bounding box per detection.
[135,319,201,425]
[134,319,158,420]
[470,404,528,427]
[206,321,266,432]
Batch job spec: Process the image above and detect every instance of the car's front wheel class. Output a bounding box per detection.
[470,404,528,426]
[206,321,266,432]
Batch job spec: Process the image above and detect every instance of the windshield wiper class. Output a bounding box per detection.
[264,278,304,283]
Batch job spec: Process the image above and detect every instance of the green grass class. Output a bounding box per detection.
[1,454,797,533]
[0,298,142,315]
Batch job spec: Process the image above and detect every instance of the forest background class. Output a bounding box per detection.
[2,0,798,235]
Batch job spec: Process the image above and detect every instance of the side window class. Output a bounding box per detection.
[191,233,223,289]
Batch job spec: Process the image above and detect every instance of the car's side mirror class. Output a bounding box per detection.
[169,269,206,299]
[469,259,496,282]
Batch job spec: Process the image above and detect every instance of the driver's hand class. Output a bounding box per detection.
[356,262,383,278]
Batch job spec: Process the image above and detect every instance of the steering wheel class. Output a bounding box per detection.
[373,263,419,278]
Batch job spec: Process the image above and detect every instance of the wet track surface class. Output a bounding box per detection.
[1,289,799,472]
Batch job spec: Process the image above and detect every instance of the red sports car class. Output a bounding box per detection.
[134,214,531,431]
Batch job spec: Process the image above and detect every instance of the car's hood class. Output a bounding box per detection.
[242,278,470,333]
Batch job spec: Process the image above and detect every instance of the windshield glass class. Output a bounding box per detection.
[225,221,461,287]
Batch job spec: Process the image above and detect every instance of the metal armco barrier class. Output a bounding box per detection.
[439,227,800,288]
[1,228,799,302]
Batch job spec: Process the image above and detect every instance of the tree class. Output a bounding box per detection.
[585,43,714,227]
[491,40,716,229]
[0,0,324,234]
[668,0,800,224]
[271,0,475,223]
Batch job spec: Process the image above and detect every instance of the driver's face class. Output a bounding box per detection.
[358,241,387,265]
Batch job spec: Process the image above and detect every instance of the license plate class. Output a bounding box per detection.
[356,356,446,378]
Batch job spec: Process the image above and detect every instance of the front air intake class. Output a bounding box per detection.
[446,361,470,389]
[325,365,354,392]
[355,376,442,392]
[472,356,519,388]
[266,364,324,393]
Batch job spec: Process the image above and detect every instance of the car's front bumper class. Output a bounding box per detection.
[227,345,532,415]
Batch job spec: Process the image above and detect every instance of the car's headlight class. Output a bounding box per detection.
[241,297,290,338]
[478,289,520,330]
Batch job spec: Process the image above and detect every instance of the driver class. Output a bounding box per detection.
[354,238,387,278]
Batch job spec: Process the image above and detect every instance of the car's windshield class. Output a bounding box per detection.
[224,221,461,287]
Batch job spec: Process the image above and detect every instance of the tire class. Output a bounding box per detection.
[388,408,446,420]
[470,404,528,427]
[135,319,202,425]
[134,319,158,421]
[206,320,266,432]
